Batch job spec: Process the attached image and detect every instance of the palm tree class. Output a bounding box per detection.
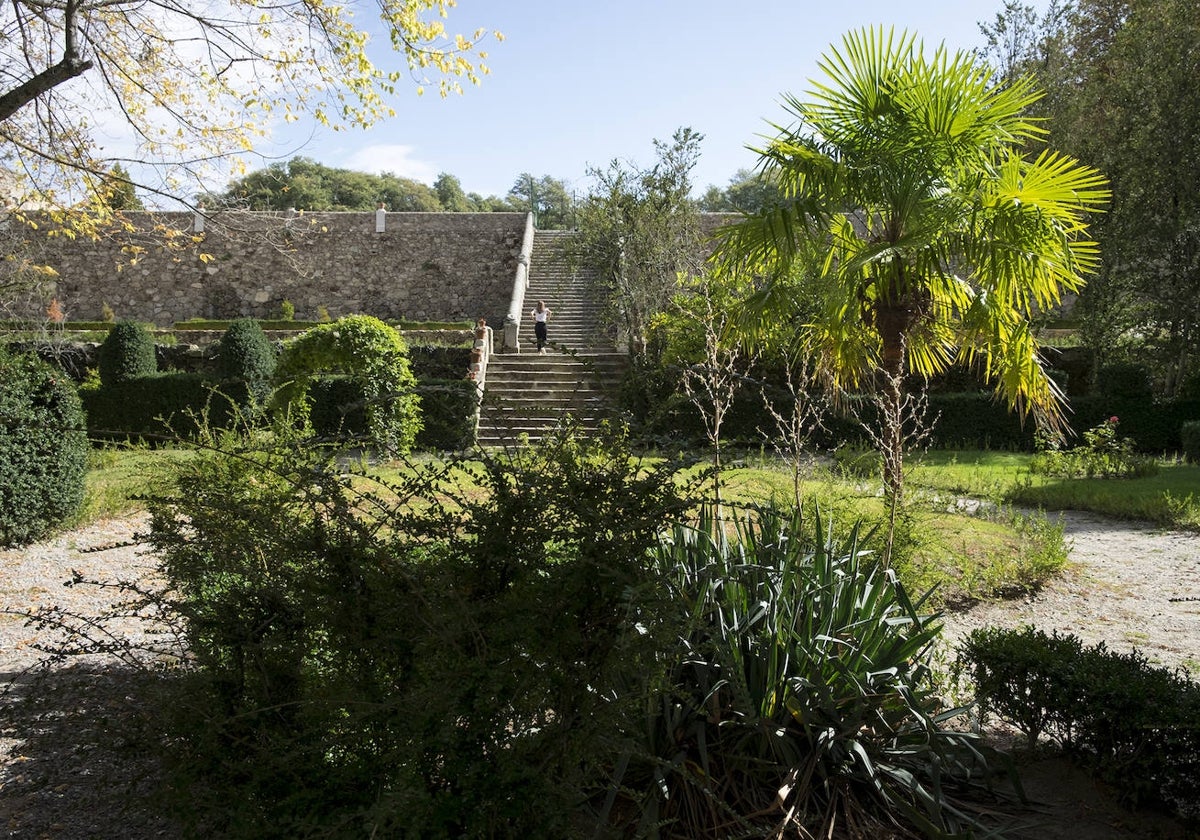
[716,27,1109,500]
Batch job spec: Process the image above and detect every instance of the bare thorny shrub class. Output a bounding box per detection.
[758,361,829,517]
[679,278,743,513]
[851,367,938,567]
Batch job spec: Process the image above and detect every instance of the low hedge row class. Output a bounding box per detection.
[80,374,248,443]
[958,626,1200,820]
[82,372,478,451]
[625,372,1200,454]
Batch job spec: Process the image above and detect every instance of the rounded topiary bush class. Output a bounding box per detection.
[98,320,157,386]
[215,318,277,407]
[0,348,89,546]
[215,318,277,383]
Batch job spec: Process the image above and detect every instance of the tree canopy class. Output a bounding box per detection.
[980,0,1200,395]
[0,1,502,210]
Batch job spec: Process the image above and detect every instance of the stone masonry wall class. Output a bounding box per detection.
[26,211,527,327]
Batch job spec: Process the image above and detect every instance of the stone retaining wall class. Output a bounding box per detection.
[25,211,527,327]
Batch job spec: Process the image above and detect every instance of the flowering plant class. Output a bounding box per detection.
[1031,415,1157,479]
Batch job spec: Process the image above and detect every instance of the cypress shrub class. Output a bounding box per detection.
[98,320,156,386]
[0,349,88,546]
[214,317,277,407]
[215,318,277,383]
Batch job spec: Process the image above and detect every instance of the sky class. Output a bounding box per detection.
[251,0,1040,201]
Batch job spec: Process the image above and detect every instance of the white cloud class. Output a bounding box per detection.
[341,145,439,183]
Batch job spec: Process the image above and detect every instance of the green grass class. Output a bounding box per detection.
[77,445,196,522]
[74,443,1197,605]
[909,450,1200,531]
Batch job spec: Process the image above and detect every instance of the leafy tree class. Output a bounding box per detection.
[209,157,440,211]
[0,1,500,212]
[717,27,1108,500]
[699,168,782,214]
[508,172,573,228]
[98,164,144,211]
[575,127,705,353]
[980,0,1200,394]
[433,172,476,212]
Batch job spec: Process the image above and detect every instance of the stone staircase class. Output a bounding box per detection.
[477,229,627,446]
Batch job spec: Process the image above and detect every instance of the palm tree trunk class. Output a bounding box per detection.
[875,305,910,505]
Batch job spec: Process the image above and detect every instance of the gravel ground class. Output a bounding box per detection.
[1,510,1197,838]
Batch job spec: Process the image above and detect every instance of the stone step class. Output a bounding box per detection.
[477,228,620,446]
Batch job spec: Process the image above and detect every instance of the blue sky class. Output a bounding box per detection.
[262,0,1043,200]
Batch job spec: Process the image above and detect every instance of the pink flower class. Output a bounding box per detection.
[1109,416,1119,424]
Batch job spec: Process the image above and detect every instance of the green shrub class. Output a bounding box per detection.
[958,626,1200,819]
[1030,415,1158,478]
[0,348,88,546]
[306,376,367,439]
[148,425,693,837]
[1183,420,1200,463]
[98,320,157,386]
[414,378,477,450]
[273,315,422,454]
[630,506,1010,838]
[81,373,243,443]
[1096,362,1153,401]
[214,318,277,384]
[406,343,472,380]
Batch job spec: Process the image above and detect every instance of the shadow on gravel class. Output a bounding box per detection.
[0,663,182,839]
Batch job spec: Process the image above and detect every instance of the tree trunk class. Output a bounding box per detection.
[874,304,910,504]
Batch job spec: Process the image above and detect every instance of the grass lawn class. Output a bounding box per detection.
[909,450,1200,531]
[80,443,1197,606]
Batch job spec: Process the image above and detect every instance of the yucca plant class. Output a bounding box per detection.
[617,504,1014,838]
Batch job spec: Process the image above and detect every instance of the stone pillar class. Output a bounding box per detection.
[376,203,387,233]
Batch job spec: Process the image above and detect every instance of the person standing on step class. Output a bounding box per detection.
[531,299,552,353]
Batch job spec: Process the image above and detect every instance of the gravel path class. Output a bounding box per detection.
[1,510,1197,838]
[940,510,1200,675]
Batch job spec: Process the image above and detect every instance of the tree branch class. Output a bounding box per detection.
[0,0,93,123]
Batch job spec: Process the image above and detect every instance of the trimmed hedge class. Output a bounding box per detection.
[81,373,245,443]
[0,349,88,546]
[415,379,478,451]
[309,376,478,451]
[959,626,1200,819]
[407,344,472,380]
[1182,421,1200,464]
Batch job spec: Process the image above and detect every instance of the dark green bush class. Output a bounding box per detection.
[214,318,277,386]
[0,349,88,546]
[1096,362,1153,401]
[309,375,477,450]
[414,378,478,450]
[148,425,693,837]
[1183,420,1200,463]
[407,343,472,380]
[98,320,157,386]
[306,376,367,439]
[81,373,243,443]
[958,626,1200,819]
